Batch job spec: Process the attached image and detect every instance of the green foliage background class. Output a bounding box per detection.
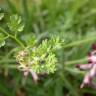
[0,0,96,96]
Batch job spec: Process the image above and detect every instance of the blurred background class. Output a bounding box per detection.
[0,0,96,96]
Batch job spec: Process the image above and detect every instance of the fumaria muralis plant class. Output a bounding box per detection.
[0,10,64,82]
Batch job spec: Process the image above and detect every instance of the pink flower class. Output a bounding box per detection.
[76,63,93,70]
[76,50,96,89]
[23,68,38,83]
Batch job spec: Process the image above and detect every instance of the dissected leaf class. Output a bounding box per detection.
[0,13,4,20]
[17,23,25,32]
[0,33,5,47]
[7,14,24,33]
[21,34,36,46]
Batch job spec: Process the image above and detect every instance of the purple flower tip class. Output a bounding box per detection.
[88,58,93,63]
[75,64,80,68]
[91,43,96,50]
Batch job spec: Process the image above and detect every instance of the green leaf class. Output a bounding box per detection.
[0,33,5,47]
[7,14,24,33]
[17,23,25,32]
[21,34,36,46]
[0,13,4,20]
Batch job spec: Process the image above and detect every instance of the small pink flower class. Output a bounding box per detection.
[21,67,38,83]
[76,63,93,70]
[80,72,92,88]
[88,54,96,64]
[24,70,29,77]
[29,70,38,83]
[76,50,96,89]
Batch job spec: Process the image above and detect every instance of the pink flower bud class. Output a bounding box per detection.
[30,70,38,83]
[76,64,92,70]
[89,64,96,78]
[80,73,92,88]
[24,70,29,77]
[88,55,96,63]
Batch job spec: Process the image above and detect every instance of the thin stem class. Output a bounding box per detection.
[63,36,96,48]
[65,57,87,65]
[0,58,15,63]
[4,36,10,40]
[63,77,79,96]
[0,27,10,36]
[10,35,25,48]
[15,31,17,38]
[0,27,25,48]
[65,67,85,75]
[0,64,17,69]
[5,47,17,57]
[0,59,17,69]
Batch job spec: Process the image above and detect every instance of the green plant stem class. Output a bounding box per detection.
[0,58,17,69]
[15,31,17,38]
[65,57,87,65]
[0,58,15,63]
[0,27,25,48]
[4,36,10,40]
[63,36,96,48]
[0,64,17,69]
[65,67,85,75]
[0,27,9,36]
[63,77,79,96]
[10,35,25,48]
[5,47,17,57]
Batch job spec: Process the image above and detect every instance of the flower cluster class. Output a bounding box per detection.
[16,49,38,82]
[16,47,57,82]
[76,44,96,89]
[16,37,63,82]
